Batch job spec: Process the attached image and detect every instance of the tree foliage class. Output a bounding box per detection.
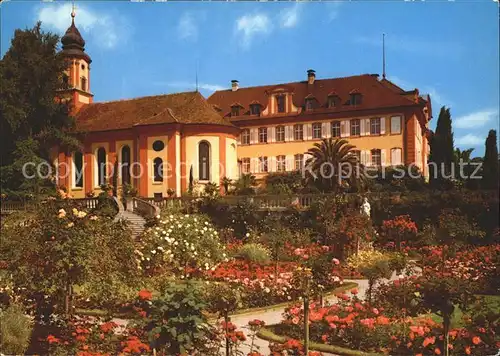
[482,129,499,190]
[304,138,366,193]
[0,22,79,194]
[429,106,455,187]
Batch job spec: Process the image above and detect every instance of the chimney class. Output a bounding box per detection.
[307,69,316,85]
[231,80,239,91]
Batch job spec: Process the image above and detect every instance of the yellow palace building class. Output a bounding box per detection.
[207,70,432,181]
[55,12,432,199]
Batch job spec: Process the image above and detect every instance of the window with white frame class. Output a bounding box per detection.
[294,124,304,140]
[276,125,285,142]
[312,123,322,139]
[241,129,250,145]
[331,121,341,138]
[259,156,268,172]
[371,149,382,167]
[370,118,381,135]
[276,155,286,172]
[350,119,361,136]
[391,116,401,134]
[242,158,250,173]
[258,127,267,143]
[294,154,304,171]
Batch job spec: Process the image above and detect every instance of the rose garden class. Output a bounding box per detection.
[1,183,499,356]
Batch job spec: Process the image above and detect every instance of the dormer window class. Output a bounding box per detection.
[350,93,362,106]
[250,104,261,115]
[276,95,286,113]
[231,105,240,117]
[327,95,339,108]
[305,98,314,111]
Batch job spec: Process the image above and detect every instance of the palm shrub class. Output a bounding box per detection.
[304,138,366,193]
[0,304,33,355]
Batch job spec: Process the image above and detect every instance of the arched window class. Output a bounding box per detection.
[153,157,163,182]
[73,151,83,188]
[198,141,210,181]
[97,147,107,186]
[121,145,131,185]
[81,77,87,91]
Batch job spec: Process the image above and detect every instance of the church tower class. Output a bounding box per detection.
[59,6,93,112]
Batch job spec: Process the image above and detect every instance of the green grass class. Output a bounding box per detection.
[257,326,383,356]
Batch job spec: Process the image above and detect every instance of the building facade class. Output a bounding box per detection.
[54,13,239,199]
[207,70,432,180]
[54,12,432,199]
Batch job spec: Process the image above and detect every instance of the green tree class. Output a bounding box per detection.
[304,138,365,193]
[0,22,79,195]
[429,107,455,187]
[482,129,499,190]
[0,201,137,318]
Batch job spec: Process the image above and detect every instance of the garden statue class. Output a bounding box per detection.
[361,197,371,218]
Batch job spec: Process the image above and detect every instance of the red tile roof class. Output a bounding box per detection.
[207,74,427,119]
[74,91,235,132]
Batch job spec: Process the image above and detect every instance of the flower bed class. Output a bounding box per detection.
[273,289,499,355]
[203,260,343,309]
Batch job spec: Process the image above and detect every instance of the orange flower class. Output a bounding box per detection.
[138,289,152,300]
[434,348,441,355]
[472,336,481,345]
[465,346,471,355]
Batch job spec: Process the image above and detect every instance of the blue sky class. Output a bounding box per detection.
[1,0,498,156]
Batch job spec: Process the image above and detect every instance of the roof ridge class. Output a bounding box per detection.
[91,91,198,105]
[210,74,377,93]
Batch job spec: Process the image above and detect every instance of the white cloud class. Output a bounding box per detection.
[454,109,498,129]
[158,81,225,92]
[235,13,271,49]
[177,12,198,41]
[37,3,123,49]
[279,4,300,28]
[455,134,485,146]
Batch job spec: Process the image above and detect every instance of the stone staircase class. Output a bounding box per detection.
[119,210,146,239]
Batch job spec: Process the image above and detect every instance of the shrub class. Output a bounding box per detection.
[236,243,271,265]
[141,282,219,355]
[0,304,33,355]
[137,213,227,276]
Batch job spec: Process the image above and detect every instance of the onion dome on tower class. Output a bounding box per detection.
[58,5,94,111]
[60,7,91,63]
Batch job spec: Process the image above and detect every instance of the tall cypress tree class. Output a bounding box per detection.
[429,106,455,186]
[482,130,499,190]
